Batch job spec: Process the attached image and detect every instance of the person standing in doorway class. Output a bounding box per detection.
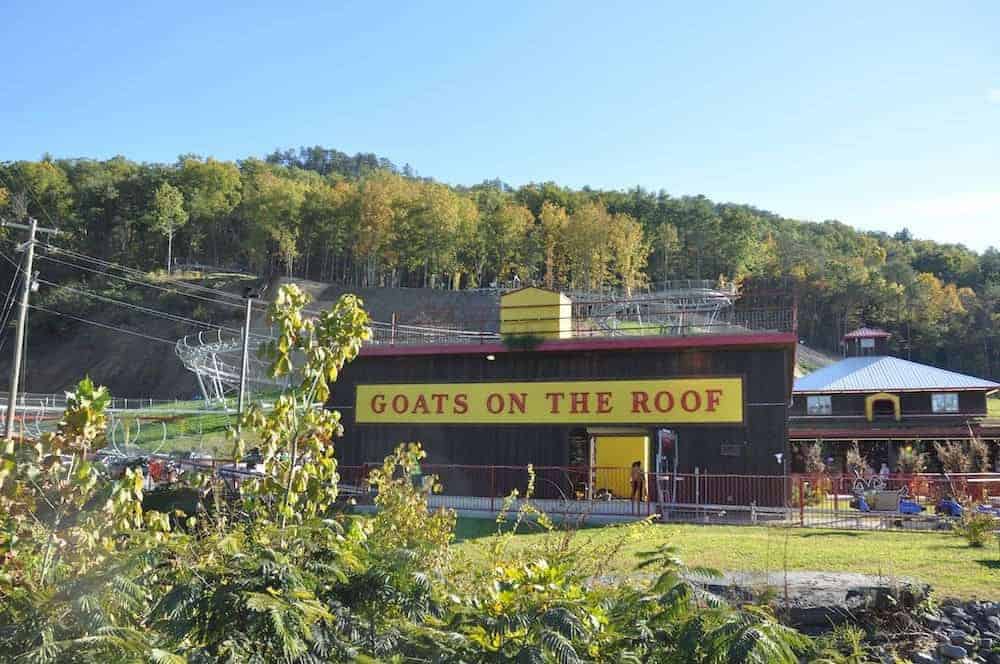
[630,461,644,514]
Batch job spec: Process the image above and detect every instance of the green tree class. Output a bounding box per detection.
[241,169,307,275]
[178,157,242,263]
[150,182,188,273]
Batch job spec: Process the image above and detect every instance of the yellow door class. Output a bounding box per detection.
[593,435,649,499]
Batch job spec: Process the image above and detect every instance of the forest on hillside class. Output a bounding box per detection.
[1,146,998,379]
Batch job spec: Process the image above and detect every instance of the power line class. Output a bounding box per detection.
[0,247,238,334]
[26,304,177,345]
[35,277,240,333]
[1,217,61,440]
[0,254,22,346]
[42,244,260,306]
[38,244,332,318]
[36,250,250,312]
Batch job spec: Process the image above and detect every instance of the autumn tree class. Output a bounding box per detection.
[565,200,613,291]
[608,212,649,295]
[537,201,568,288]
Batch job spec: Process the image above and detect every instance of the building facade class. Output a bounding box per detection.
[789,328,1000,472]
[330,331,795,495]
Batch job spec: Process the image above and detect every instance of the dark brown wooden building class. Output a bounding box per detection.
[789,328,1000,472]
[330,332,797,485]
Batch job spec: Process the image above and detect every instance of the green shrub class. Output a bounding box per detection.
[954,511,997,547]
[791,477,830,507]
[501,333,545,350]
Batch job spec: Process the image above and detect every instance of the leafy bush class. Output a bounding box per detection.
[501,333,545,350]
[791,476,831,507]
[954,512,997,547]
[969,436,992,473]
[800,442,826,474]
[846,443,872,476]
[895,444,927,475]
[808,623,870,664]
[934,440,971,474]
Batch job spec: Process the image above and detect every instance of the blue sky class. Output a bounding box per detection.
[3,1,998,251]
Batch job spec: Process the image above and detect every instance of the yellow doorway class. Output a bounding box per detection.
[593,435,649,499]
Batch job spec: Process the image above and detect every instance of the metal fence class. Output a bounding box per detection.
[791,472,1000,531]
[331,465,1000,531]
[129,457,1000,532]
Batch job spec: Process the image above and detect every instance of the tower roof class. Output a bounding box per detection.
[843,327,891,341]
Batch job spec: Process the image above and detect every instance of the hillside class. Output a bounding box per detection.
[2,146,998,383]
[0,277,506,398]
[0,270,253,398]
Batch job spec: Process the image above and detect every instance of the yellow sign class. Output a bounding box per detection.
[355,378,743,424]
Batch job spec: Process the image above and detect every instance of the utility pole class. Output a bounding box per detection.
[237,285,264,422]
[3,218,60,440]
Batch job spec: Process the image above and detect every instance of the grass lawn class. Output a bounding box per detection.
[452,518,1000,600]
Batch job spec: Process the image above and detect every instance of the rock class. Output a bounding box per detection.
[910,653,937,664]
[980,637,994,649]
[950,629,970,644]
[939,643,968,660]
[925,613,946,629]
[988,616,1000,632]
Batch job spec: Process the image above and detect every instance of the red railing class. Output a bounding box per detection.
[156,456,1000,530]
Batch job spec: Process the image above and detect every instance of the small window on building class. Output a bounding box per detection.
[806,395,832,415]
[932,393,959,413]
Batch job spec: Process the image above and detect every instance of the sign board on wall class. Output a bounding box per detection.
[355,378,743,425]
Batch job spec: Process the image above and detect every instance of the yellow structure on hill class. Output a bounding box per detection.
[499,286,572,339]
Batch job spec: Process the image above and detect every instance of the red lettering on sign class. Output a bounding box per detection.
[569,392,589,413]
[430,393,448,414]
[370,393,386,414]
[596,391,612,414]
[680,390,701,412]
[391,394,409,414]
[545,392,565,413]
[705,389,722,412]
[412,394,429,414]
[631,391,650,413]
[654,390,674,413]
[508,392,527,414]
[453,393,468,414]
[486,393,505,414]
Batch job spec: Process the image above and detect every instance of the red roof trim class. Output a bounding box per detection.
[794,387,993,394]
[359,332,797,357]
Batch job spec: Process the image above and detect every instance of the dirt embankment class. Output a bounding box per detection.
[2,281,501,398]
